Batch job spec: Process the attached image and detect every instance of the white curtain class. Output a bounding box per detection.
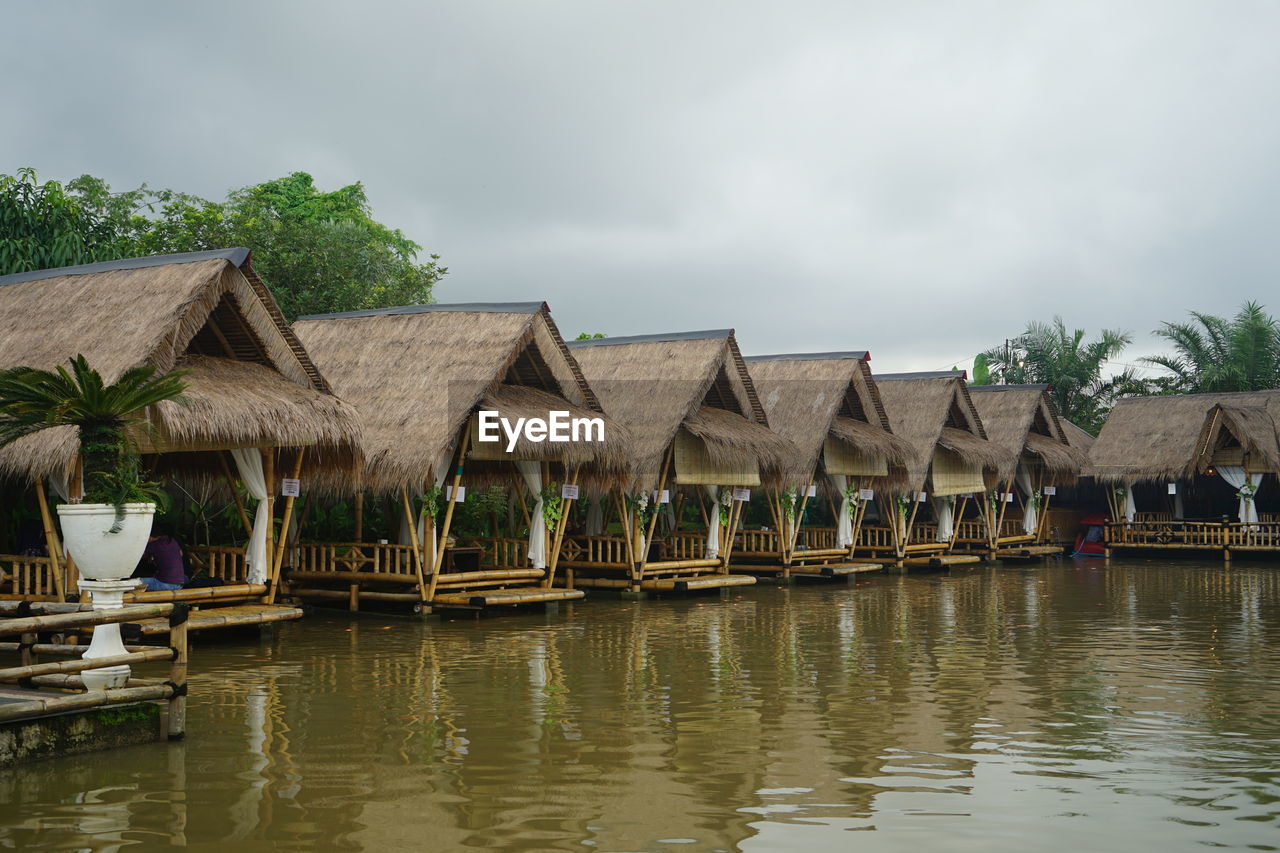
[585,492,604,536]
[516,461,546,568]
[1173,489,1185,520]
[831,474,853,547]
[932,497,954,542]
[703,485,721,558]
[1217,466,1259,526]
[1015,467,1038,535]
[1122,483,1137,523]
[230,448,270,584]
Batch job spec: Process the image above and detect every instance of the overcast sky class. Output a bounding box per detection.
[5,1,1279,374]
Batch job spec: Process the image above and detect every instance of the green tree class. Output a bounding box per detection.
[1,169,446,320]
[971,353,991,385]
[0,169,150,274]
[575,332,607,340]
[979,317,1142,433]
[137,172,446,319]
[1143,302,1280,393]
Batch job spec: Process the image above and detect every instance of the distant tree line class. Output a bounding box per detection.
[975,303,1280,433]
[0,168,446,320]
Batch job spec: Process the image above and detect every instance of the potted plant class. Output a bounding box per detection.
[0,355,188,581]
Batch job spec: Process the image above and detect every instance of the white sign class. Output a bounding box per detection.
[1167,483,1178,495]
[1043,486,1057,496]
[805,484,817,498]
[1005,492,1015,503]
[446,485,466,502]
[653,489,670,504]
[733,487,751,502]
[561,484,580,500]
[280,478,301,498]
[917,491,928,502]
[859,488,875,501]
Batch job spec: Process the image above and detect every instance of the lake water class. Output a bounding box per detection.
[2,559,1279,851]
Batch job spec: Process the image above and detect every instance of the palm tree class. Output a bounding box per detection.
[0,355,187,505]
[980,318,1142,433]
[1144,302,1280,394]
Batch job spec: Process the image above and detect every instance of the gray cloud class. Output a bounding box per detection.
[4,0,1278,373]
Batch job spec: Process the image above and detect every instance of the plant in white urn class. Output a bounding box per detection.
[0,355,186,688]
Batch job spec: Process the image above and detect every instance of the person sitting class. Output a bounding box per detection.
[136,530,187,591]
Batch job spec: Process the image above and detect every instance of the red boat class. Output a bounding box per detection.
[1072,513,1107,557]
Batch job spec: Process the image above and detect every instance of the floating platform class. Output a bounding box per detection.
[431,588,585,609]
[641,574,757,592]
[902,554,982,569]
[995,545,1063,560]
[790,562,885,578]
[120,603,303,636]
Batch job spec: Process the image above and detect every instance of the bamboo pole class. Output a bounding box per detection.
[720,492,748,571]
[765,491,785,564]
[401,488,429,603]
[168,607,188,739]
[33,480,65,602]
[429,429,471,602]
[0,603,172,636]
[642,447,675,570]
[268,449,305,602]
[791,481,813,556]
[0,685,176,724]
[544,467,579,589]
[0,646,175,682]
[902,493,922,557]
[613,490,636,566]
[948,495,969,552]
[219,452,254,539]
[354,493,364,542]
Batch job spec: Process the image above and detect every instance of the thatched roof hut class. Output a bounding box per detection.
[293,302,626,495]
[968,384,1087,482]
[743,351,912,485]
[0,249,362,487]
[874,371,1012,494]
[567,330,794,489]
[1088,391,1280,484]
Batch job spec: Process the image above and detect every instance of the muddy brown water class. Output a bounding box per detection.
[2,559,1279,851]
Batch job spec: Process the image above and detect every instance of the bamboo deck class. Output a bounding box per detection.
[118,603,303,636]
[994,545,1063,560]
[789,562,885,578]
[430,588,585,609]
[902,554,982,569]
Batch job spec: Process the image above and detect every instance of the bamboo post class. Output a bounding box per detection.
[33,480,65,602]
[948,495,969,552]
[721,492,747,571]
[902,493,922,555]
[613,490,636,566]
[400,488,429,603]
[643,446,674,562]
[168,605,188,740]
[268,450,305,602]
[354,493,364,542]
[219,452,254,539]
[765,491,785,564]
[544,467,579,589]
[993,484,1010,550]
[791,481,813,555]
[428,429,471,603]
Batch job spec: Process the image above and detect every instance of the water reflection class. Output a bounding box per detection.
[2,562,1279,851]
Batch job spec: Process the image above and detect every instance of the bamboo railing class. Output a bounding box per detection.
[1105,520,1280,550]
[187,545,249,584]
[0,554,59,601]
[0,601,189,739]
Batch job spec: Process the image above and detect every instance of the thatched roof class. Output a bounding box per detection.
[0,249,361,486]
[1089,391,1280,483]
[294,302,626,494]
[745,351,912,482]
[1060,419,1096,453]
[874,371,1012,490]
[568,330,794,487]
[968,384,1087,479]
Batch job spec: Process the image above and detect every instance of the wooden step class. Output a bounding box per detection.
[903,554,982,569]
[432,588,584,608]
[995,545,1063,559]
[790,562,884,577]
[640,574,757,592]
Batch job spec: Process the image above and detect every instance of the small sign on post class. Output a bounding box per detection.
[859,488,875,501]
[733,487,751,502]
[1005,492,1015,503]
[917,491,928,502]
[446,485,466,502]
[805,484,818,498]
[653,489,671,504]
[1167,483,1178,495]
[281,478,301,498]
[561,484,580,500]
[1043,486,1057,496]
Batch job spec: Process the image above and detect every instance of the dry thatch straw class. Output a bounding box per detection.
[0,249,362,488]
[874,371,1013,491]
[567,330,796,488]
[1060,419,1096,454]
[293,302,628,495]
[968,384,1087,482]
[745,351,913,486]
[1089,391,1280,483]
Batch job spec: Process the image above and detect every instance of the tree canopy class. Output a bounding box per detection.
[0,168,445,320]
[1143,302,1280,394]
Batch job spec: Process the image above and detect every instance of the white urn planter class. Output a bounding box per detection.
[57,503,156,690]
